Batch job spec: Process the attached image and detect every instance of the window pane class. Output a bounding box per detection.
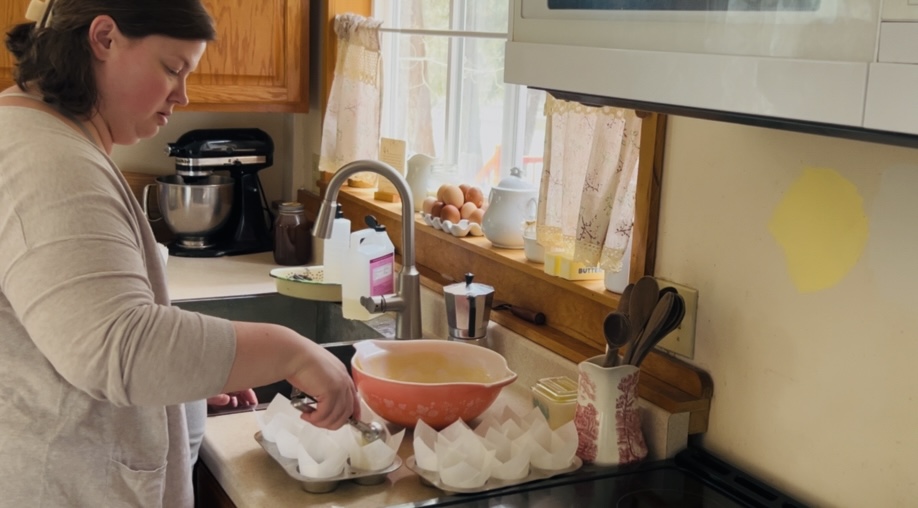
[461,0,510,33]
[374,0,451,30]
[379,32,448,160]
[374,0,509,33]
[457,36,507,187]
[519,89,547,187]
[380,32,513,187]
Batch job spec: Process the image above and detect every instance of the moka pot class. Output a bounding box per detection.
[444,273,495,340]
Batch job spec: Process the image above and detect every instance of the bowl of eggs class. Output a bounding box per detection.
[420,184,488,237]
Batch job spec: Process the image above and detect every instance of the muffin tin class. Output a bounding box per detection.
[406,455,582,494]
[255,432,401,493]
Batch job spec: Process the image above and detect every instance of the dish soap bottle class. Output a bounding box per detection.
[321,204,350,284]
[342,215,395,320]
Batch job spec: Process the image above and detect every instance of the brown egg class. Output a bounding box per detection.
[460,201,478,220]
[465,186,485,207]
[430,200,445,218]
[421,196,438,215]
[436,184,448,202]
[468,208,485,224]
[439,204,461,224]
[440,184,465,208]
[458,183,471,196]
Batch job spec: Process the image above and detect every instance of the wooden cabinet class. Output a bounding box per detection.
[188,0,309,112]
[0,0,309,113]
[194,462,236,508]
[0,0,30,89]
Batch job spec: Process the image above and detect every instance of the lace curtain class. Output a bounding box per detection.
[319,14,383,187]
[536,96,642,273]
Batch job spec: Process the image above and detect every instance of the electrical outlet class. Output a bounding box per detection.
[654,279,698,359]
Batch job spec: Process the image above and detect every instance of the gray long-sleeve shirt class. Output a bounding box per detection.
[0,106,237,507]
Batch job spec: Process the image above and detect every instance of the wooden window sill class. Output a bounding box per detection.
[299,185,712,434]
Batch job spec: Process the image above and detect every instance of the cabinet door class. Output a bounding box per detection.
[188,0,309,112]
[0,0,309,113]
[0,0,32,88]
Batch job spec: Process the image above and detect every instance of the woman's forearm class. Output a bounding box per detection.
[222,321,358,428]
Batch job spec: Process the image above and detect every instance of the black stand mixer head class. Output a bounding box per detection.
[164,128,275,257]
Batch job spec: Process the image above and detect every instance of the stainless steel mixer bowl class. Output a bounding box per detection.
[156,175,234,238]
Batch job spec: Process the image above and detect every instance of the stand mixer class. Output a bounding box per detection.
[162,128,275,257]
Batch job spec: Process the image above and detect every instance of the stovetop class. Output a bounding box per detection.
[400,447,807,508]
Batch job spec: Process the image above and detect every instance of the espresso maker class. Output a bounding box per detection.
[164,128,275,257]
[444,273,495,346]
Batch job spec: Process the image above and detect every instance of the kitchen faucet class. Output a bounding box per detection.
[313,160,422,340]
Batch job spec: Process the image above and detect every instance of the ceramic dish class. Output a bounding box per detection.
[419,212,484,238]
[406,455,582,495]
[255,432,401,494]
[270,266,342,302]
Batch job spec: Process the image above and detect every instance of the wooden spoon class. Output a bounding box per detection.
[617,283,634,318]
[601,312,631,367]
[631,292,686,367]
[624,276,659,363]
[626,291,675,366]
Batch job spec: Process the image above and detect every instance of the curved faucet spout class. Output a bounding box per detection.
[314,160,422,340]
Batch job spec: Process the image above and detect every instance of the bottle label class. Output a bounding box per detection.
[369,253,395,296]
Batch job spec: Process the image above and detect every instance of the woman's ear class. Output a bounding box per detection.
[87,15,120,60]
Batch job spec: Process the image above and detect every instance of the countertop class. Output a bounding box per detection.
[200,386,539,508]
[167,251,278,301]
[166,252,689,508]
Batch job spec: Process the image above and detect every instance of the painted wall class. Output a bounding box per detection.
[655,116,918,507]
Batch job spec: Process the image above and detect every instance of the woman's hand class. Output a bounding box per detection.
[207,389,258,409]
[287,341,359,429]
[225,322,359,430]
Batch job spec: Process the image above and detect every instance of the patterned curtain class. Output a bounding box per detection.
[319,14,383,187]
[536,96,642,273]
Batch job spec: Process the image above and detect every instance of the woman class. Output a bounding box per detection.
[0,1,358,506]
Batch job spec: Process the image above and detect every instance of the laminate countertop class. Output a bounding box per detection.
[165,252,688,507]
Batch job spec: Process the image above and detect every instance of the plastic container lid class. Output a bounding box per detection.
[534,376,578,403]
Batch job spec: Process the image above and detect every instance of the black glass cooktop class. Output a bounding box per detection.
[402,447,807,508]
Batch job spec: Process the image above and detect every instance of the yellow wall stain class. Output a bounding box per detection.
[768,168,868,293]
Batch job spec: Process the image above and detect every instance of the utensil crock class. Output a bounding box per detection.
[574,355,647,466]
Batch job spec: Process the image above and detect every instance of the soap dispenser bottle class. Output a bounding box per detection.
[321,204,350,284]
[342,215,395,320]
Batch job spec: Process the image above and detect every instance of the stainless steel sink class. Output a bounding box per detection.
[174,293,392,411]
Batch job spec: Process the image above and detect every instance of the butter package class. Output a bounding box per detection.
[543,252,604,281]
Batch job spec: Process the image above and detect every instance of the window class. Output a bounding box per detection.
[373,0,546,190]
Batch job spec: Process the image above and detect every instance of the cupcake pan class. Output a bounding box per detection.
[405,455,582,495]
[255,432,401,494]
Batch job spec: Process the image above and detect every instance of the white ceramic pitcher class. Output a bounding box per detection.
[481,168,538,249]
[406,153,435,212]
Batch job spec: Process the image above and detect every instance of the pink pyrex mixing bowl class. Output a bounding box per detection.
[351,339,518,430]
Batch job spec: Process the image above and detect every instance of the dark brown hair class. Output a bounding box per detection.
[5,0,216,117]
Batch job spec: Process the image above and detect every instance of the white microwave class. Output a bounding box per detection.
[505,0,918,137]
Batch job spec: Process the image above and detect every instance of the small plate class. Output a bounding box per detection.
[405,455,582,495]
[270,266,341,302]
[255,431,401,493]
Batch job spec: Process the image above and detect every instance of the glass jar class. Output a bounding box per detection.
[274,201,313,266]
